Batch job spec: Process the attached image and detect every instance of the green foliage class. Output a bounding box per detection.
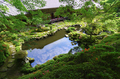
[66,27,75,32]
[89,44,115,54]
[84,22,103,35]
[97,51,120,73]
[4,0,46,11]
[55,5,74,19]
[20,63,36,73]
[45,24,49,27]
[103,19,118,31]
[15,46,21,52]
[53,56,58,61]
[11,33,18,40]
[12,41,20,46]
[0,0,47,33]
[0,42,10,66]
[19,50,120,79]
[41,27,50,31]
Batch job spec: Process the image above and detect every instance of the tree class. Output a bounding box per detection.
[0,0,46,32]
[57,0,120,39]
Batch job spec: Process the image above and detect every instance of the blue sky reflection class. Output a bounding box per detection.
[27,37,78,67]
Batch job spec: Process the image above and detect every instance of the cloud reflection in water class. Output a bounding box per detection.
[27,37,78,67]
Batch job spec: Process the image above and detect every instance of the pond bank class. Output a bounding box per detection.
[22,29,79,67]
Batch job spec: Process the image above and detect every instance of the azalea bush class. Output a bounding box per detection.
[96,51,120,71]
[19,50,120,79]
[100,33,120,52]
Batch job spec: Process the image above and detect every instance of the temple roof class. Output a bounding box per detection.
[2,0,66,16]
[1,0,102,16]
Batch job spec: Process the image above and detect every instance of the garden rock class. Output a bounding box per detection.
[8,59,15,63]
[7,63,14,68]
[24,57,29,63]
[64,27,68,30]
[65,34,69,37]
[73,24,81,27]
[11,53,15,56]
[28,57,35,63]
[15,50,28,59]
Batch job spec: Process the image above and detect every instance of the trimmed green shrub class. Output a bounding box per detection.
[66,27,75,32]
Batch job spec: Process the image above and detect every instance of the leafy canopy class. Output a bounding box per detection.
[0,0,46,32]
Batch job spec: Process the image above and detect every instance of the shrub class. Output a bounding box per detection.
[15,46,21,52]
[56,54,75,62]
[12,41,21,46]
[30,32,36,35]
[11,33,18,40]
[97,52,120,73]
[45,24,49,27]
[74,52,90,63]
[41,27,50,31]
[20,63,35,73]
[66,27,75,32]
[53,56,58,60]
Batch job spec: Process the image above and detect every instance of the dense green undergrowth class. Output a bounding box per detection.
[18,47,120,79]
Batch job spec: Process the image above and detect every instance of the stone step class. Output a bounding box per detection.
[8,59,15,63]
[7,63,14,68]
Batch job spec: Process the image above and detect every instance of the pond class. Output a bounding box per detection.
[22,29,78,67]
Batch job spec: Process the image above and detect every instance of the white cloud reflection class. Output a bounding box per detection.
[27,37,78,67]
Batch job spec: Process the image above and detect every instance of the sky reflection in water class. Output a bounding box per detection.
[27,37,78,67]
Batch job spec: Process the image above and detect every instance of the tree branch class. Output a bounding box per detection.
[104,0,118,13]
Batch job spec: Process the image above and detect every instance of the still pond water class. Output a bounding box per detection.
[22,30,78,67]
